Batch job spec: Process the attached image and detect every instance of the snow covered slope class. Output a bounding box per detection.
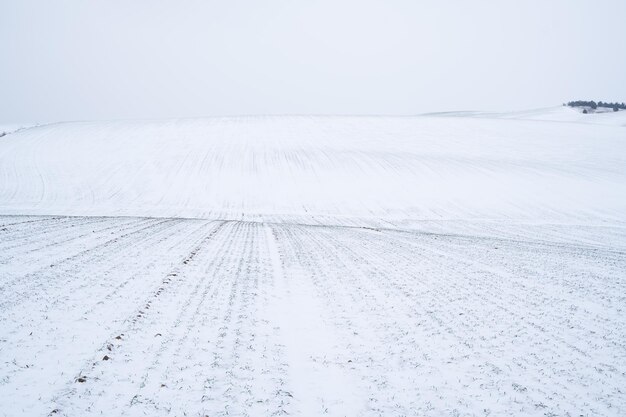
[486,106,626,126]
[1,111,626,417]
[0,113,625,224]
[429,105,626,126]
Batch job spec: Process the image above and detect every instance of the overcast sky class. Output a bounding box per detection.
[1,0,625,123]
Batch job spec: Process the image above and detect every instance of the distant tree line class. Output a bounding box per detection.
[567,100,626,111]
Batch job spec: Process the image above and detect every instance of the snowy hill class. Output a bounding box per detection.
[428,105,626,126]
[2,109,626,417]
[487,105,626,126]
[0,111,625,225]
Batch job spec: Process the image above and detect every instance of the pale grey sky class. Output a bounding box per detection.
[1,0,625,123]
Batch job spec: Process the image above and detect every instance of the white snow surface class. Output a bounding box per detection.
[1,109,626,416]
[429,105,626,127]
[0,111,625,224]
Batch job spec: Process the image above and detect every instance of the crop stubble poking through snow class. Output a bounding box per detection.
[0,215,625,416]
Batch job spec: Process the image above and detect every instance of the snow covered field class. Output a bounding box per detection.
[1,108,626,416]
[1,108,625,223]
